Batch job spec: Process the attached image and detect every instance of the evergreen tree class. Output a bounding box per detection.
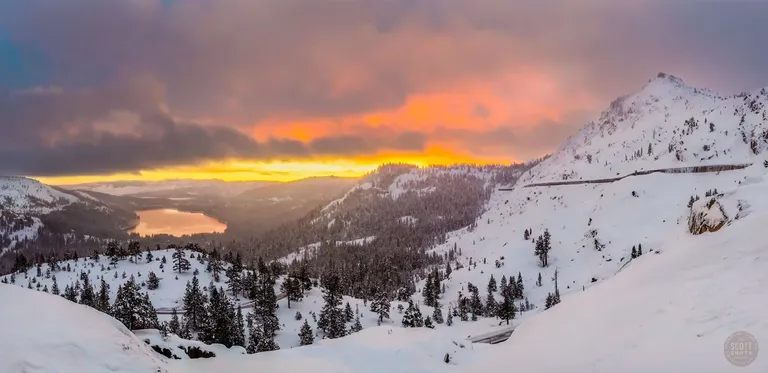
[299,320,314,346]
[350,313,363,333]
[169,308,181,336]
[401,300,424,328]
[182,276,208,332]
[63,283,79,302]
[51,276,60,296]
[637,244,643,256]
[424,315,434,329]
[499,275,508,294]
[234,305,246,348]
[433,306,444,324]
[485,285,497,317]
[79,278,95,308]
[445,260,452,278]
[201,285,239,348]
[280,277,303,308]
[446,307,453,326]
[497,285,516,324]
[536,272,542,287]
[112,278,158,330]
[96,279,111,314]
[344,301,354,322]
[225,255,243,297]
[370,293,391,325]
[467,283,483,318]
[517,272,524,295]
[631,246,638,259]
[487,274,497,292]
[146,249,154,263]
[172,247,191,273]
[317,274,346,339]
[208,248,223,282]
[248,272,281,352]
[147,271,160,290]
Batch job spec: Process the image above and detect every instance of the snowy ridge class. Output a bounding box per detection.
[522,73,768,184]
[0,176,80,214]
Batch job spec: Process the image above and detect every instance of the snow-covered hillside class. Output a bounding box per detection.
[522,73,768,184]
[0,176,79,214]
[0,284,167,373]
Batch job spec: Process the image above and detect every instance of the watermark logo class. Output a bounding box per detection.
[724,331,758,366]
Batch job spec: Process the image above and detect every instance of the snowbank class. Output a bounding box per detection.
[0,284,167,373]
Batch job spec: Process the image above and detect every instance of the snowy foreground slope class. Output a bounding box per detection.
[0,284,167,373]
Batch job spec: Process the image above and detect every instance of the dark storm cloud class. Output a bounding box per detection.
[0,0,767,175]
[0,83,426,176]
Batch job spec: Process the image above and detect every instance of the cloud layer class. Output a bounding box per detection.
[1,0,767,177]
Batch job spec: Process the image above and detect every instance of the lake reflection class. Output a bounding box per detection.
[130,209,227,236]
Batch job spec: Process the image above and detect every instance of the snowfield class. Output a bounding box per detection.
[0,176,79,214]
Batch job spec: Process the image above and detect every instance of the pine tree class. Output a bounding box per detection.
[445,261,452,278]
[146,249,154,263]
[487,274,497,292]
[281,277,303,308]
[318,274,346,339]
[343,301,354,322]
[112,278,158,330]
[401,300,424,328]
[637,244,643,256]
[497,288,516,324]
[433,306,444,324]
[63,283,78,302]
[446,307,453,326]
[370,293,391,325]
[485,286,497,317]
[467,283,483,318]
[169,308,181,336]
[95,279,111,313]
[631,246,637,259]
[172,247,191,273]
[350,313,363,333]
[182,276,208,332]
[79,278,95,308]
[147,271,160,290]
[248,272,281,352]
[234,305,246,348]
[536,272,542,287]
[424,315,435,329]
[51,276,60,295]
[299,320,314,346]
[499,275,507,294]
[517,272,524,295]
[225,256,243,297]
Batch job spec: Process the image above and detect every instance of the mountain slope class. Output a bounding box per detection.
[0,283,167,373]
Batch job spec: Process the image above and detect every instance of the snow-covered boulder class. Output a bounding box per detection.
[688,197,729,235]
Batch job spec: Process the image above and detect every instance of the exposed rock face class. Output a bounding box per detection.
[688,197,729,235]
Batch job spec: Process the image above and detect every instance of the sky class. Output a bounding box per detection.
[1,0,767,184]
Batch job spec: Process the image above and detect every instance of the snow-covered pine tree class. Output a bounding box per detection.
[433,305,444,324]
[79,278,95,308]
[147,271,160,290]
[169,308,181,336]
[446,307,453,326]
[182,276,208,332]
[234,305,246,348]
[344,301,354,322]
[172,247,191,273]
[299,320,314,346]
[51,276,60,295]
[424,315,434,329]
[370,293,391,325]
[350,313,363,333]
[317,274,346,339]
[112,277,158,330]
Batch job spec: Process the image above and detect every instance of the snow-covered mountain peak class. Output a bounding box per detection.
[0,176,80,214]
[521,73,768,184]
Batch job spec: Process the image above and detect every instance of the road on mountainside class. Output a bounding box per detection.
[499,163,751,190]
[156,292,287,315]
[467,325,517,345]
